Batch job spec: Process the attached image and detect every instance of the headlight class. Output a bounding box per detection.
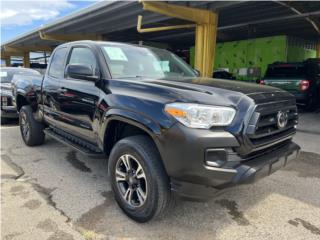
[165,103,236,129]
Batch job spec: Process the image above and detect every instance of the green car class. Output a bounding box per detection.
[261,59,320,110]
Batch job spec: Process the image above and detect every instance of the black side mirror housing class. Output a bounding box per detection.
[66,64,98,81]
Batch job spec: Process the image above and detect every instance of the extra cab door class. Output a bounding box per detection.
[57,46,101,144]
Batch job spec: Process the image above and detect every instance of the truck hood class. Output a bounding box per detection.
[144,77,293,105]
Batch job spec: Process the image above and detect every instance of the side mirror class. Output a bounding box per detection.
[193,68,201,77]
[66,64,98,81]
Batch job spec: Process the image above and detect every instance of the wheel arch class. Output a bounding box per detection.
[100,109,168,174]
[16,94,29,112]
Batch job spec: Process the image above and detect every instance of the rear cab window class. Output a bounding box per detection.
[48,47,68,78]
[265,64,307,79]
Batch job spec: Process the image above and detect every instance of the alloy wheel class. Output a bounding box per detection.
[115,154,148,207]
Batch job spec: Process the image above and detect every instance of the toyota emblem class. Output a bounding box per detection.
[277,111,288,129]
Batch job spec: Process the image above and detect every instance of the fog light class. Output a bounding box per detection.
[1,96,8,106]
[205,149,227,167]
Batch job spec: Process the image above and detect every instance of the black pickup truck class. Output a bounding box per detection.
[13,41,300,222]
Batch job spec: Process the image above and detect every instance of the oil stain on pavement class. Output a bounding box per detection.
[288,218,320,235]
[22,199,42,210]
[66,151,91,173]
[76,191,114,232]
[282,152,320,179]
[37,219,75,240]
[215,199,250,226]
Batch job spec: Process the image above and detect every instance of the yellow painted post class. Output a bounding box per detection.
[138,1,218,77]
[194,13,218,77]
[317,42,320,58]
[23,52,30,68]
[5,57,11,67]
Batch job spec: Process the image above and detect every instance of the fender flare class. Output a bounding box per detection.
[97,108,166,151]
[100,107,162,135]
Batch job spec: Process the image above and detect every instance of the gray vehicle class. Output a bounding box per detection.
[0,67,40,124]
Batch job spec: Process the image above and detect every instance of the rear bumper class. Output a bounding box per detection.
[293,92,308,103]
[169,139,300,200]
[1,106,18,119]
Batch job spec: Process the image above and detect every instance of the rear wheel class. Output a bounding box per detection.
[19,105,45,146]
[108,135,172,222]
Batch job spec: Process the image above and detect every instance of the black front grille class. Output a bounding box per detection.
[235,99,298,157]
[248,100,298,148]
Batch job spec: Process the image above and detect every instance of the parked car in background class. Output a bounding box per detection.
[260,59,320,110]
[212,69,236,80]
[13,41,300,222]
[0,67,41,124]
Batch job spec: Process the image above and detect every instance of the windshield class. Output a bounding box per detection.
[265,65,306,79]
[0,68,40,83]
[100,44,196,79]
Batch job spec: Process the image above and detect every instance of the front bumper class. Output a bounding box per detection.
[157,124,300,201]
[171,141,300,200]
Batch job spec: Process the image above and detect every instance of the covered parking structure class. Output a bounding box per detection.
[2,0,320,77]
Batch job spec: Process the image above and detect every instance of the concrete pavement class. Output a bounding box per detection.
[1,152,86,240]
[1,112,320,240]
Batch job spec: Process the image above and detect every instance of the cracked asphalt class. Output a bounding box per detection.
[1,111,320,240]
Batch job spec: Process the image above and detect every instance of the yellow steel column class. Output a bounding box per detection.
[23,52,30,68]
[138,1,218,77]
[5,57,11,67]
[317,42,320,58]
[195,12,218,77]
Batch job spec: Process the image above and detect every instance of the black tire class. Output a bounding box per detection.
[108,135,171,222]
[19,105,45,146]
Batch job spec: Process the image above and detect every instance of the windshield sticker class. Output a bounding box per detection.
[0,71,8,77]
[104,47,128,61]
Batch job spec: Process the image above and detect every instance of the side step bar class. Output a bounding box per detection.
[44,127,105,158]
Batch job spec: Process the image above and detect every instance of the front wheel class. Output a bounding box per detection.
[19,105,45,146]
[108,135,172,222]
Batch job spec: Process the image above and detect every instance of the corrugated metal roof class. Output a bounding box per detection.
[2,1,320,50]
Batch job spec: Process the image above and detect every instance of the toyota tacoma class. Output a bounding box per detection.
[13,41,300,222]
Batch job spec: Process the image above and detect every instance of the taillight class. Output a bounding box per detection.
[300,80,310,91]
[259,80,265,85]
[1,96,8,106]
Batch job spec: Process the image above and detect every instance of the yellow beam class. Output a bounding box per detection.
[23,52,30,68]
[141,1,215,24]
[137,15,195,33]
[1,51,24,57]
[138,1,218,77]
[5,45,54,52]
[39,31,103,41]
